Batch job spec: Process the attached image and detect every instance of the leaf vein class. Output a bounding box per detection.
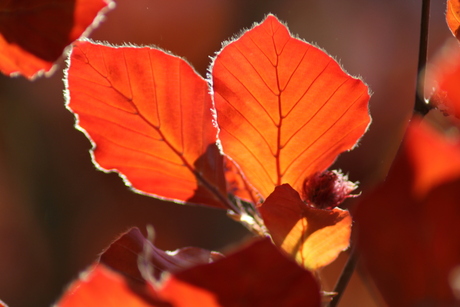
[221,126,275,186]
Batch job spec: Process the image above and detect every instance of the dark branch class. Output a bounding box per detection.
[328,247,358,307]
[414,0,432,116]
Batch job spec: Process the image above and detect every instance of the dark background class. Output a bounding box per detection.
[0,1,453,306]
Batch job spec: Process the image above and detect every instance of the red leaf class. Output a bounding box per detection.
[258,184,351,271]
[0,0,113,79]
[99,227,223,284]
[212,14,370,199]
[356,118,460,306]
[66,41,228,208]
[99,227,147,284]
[447,0,460,41]
[56,265,169,307]
[57,239,320,306]
[160,238,321,307]
[0,299,7,307]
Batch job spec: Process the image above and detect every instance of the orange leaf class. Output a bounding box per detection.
[447,0,460,40]
[212,14,370,199]
[0,0,113,79]
[56,265,166,307]
[258,184,352,271]
[356,118,460,306]
[66,41,228,209]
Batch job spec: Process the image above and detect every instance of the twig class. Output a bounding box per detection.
[414,0,432,116]
[328,246,358,307]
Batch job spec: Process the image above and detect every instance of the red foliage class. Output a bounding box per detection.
[5,0,460,305]
[0,0,113,78]
[62,16,369,301]
[356,119,460,306]
[66,15,370,211]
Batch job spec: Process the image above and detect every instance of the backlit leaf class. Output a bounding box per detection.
[258,184,351,271]
[212,14,370,199]
[66,41,228,208]
[447,0,460,41]
[0,0,113,78]
[356,118,460,306]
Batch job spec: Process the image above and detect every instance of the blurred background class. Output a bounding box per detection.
[0,0,454,306]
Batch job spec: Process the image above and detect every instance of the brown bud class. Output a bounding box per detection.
[302,170,357,210]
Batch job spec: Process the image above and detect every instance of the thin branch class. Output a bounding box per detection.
[414,0,432,116]
[328,247,358,307]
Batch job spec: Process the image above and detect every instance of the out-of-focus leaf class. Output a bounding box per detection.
[447,0,460,40]
[212,14,370,199]
[0,299,7,307]
[99,227,223,283]
[160,238,321,307]
[66,41,227,208]
[405,119,460,198]
[425,40,460,120]
[356,118,460,306]
[258,184,351,271]
[0,0,113,78]
[56,265,169,307]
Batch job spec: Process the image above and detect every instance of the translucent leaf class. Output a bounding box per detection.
[66,41,227,208]
[258,184,351,271]
[212,14,370,199]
